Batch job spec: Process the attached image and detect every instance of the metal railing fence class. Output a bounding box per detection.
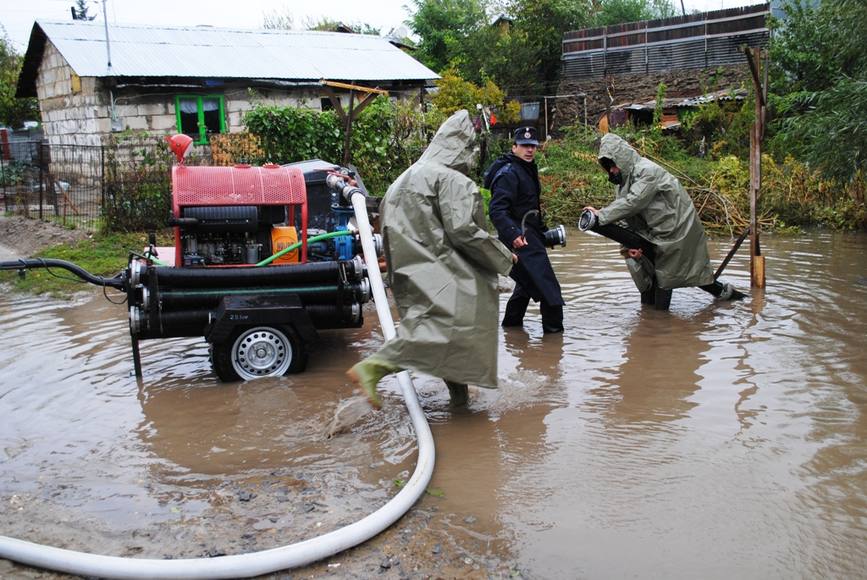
[1,134,265,232]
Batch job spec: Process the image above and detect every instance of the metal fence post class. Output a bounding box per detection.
[38,141,44,220]
[100,144,106,212]
[0,153,6,213]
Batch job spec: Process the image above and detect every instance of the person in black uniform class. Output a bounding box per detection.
[488,126,564,333]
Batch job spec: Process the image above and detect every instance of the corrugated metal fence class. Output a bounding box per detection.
[561,3,770,80]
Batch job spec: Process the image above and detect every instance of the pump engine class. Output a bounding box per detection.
[125,150,382,381]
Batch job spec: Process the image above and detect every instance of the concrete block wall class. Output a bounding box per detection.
[36,42,111,150]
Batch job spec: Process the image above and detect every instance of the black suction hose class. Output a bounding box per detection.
[158,285,343,309]
[0,258,125,290]
[577,209,656,261]
[152,262,345,288]
[577,209,744,300]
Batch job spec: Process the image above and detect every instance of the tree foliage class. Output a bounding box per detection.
[71,0,96,21]
[262,9,294,30]
[429,67,521,127]
[0,27,39,129]
[592,0,675,26]
[407,0,675,98]
[507,0,594,94]
[304,17,381,35]
[769,0,867,181]
[407,0,489,74]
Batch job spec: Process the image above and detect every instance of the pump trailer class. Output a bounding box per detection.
[1,136,383,382]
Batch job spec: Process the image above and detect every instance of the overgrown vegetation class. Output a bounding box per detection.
[243,79,518,196]
[407,0,675,94]
[535,123,866,233]
[0,26,38,128]
[244,96,419,195]
[768,0,867,183]
[102,132,173,232]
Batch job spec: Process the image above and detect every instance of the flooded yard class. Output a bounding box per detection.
[1,229,866,578]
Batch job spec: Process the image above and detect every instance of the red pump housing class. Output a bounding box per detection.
[171,164,309,266]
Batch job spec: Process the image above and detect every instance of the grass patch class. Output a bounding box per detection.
[1,230,172,297]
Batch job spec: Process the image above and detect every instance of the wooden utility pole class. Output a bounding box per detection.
[744,46,766,288]
[320,80,389,166]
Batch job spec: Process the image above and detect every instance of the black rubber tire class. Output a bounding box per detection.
[210,325,306,382]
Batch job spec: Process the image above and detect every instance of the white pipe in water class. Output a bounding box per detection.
[0,186,435,579]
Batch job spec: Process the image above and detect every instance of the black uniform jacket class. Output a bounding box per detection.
[488,155,564,305]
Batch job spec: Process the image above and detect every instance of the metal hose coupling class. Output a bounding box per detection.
[544,224,567,248]
[325,173,364,204]
[577,208,598,231]
[520,209,566,248]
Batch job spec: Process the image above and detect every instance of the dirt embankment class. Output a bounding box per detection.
[0,216,91,261]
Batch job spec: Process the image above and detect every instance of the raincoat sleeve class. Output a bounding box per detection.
[597,168,658,226]
[440,176,514,276]
[488,170,522,244]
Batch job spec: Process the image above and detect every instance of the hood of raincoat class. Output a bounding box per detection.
[373,109,514,387]
[596,133,714,289]
[418,109,478,176]
[598,132,641,177]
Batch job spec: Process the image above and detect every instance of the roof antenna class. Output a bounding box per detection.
[101,0,112,69]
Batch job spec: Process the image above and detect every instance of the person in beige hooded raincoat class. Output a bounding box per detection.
[587,133,739,309]
[347,110,515,408]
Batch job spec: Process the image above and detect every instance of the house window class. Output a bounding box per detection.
[175,95,226,144]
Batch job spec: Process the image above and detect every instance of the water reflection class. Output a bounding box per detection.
[503,327,565,380]
[1,230,866,577]
[604,309,711,431]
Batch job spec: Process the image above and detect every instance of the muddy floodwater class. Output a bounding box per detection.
[1,229,866,579]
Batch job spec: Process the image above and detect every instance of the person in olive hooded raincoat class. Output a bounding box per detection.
[347,110,515,409]
[587,133,738,308]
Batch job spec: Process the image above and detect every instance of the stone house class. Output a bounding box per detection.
[15,20,439,148]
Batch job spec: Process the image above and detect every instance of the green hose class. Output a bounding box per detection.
[143,251,169,267]
[255,230,352,267]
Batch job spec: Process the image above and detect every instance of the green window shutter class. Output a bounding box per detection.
[175,94,226,145]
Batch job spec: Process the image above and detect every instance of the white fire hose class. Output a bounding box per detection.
[0,181,435,578]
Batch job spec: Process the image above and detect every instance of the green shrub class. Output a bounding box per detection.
[0,161,24,186]
[102,132,173,232]
[244,106,342,164]
[245,97,431,196]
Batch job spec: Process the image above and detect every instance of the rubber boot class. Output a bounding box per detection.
[346,357,401,410]
[445,380,469,407]
[653,287,673,311]
[502,291,530,328]
[699,281,747,301]
[640,287,656,305]
[640,280,657,305]
[541,303,564,334]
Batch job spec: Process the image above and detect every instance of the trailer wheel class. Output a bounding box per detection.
[211,325,306,382]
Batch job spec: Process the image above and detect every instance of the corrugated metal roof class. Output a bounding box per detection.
[34,20,439,82]
[613,89,748,111]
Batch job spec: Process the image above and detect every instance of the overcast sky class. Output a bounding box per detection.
[1,0,764,53]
